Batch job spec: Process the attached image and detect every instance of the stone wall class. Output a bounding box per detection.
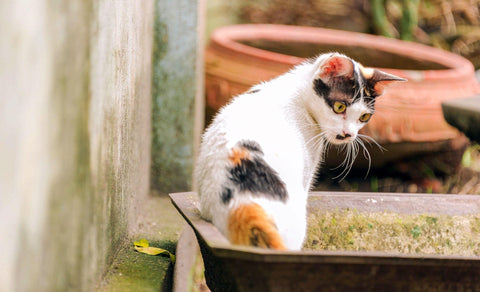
[0,1,153,291]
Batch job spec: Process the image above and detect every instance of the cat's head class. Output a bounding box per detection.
[305,53,406,145]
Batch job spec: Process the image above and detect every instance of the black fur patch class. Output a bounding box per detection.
[314,76,357,109]
[238,140,263,154]
[227,140,288,203]
[221,187,233,204]
[313,78,331,101]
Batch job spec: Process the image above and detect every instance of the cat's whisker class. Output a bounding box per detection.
[332,150,348,170]
[298,122,338,152]
[349,142,361,179]
[356,137,372,179]
[332,141,359,181]
[325,134,382,182]
[312,135,327,151]
[324,136,333,154]
[305,131,328,150]
[319,135,328,161]
[339,150,355,181]
[304,133,321,147]
[358,134,386,152]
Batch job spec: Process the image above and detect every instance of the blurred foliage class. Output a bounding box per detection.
[237,0,480,68]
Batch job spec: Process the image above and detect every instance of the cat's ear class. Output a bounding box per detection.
[316,54,354,81]
[361,67,407,96]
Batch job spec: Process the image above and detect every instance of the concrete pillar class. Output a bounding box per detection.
[151,0,205,193]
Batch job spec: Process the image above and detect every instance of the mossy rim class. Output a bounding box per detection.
[305,209,480,256]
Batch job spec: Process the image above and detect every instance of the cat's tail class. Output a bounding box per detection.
[228,203,286,250]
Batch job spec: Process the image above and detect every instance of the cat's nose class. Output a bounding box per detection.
[336,132,352,140]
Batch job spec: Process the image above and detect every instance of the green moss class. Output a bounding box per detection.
[98,240,176,292]
[305,209,480,256]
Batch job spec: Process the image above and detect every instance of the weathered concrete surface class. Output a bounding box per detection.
[0,1,153,291]
[97,194,185,292]
[151,0,205,193]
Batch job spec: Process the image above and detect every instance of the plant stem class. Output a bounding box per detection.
[371,0,395,38]
[401,0,420,41]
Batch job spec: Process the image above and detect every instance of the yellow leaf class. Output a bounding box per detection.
[133,242,176,264]
[134,239,149,248]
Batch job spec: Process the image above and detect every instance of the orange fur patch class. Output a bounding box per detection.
[228,147,250,166]
[228,203,286,250]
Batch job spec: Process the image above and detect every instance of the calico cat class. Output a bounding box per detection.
[195,53,405,250]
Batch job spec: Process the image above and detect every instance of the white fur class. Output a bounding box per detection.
[194,53,374,250]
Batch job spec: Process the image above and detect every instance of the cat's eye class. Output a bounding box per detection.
[359,113,372,122]
[333,101,346,114]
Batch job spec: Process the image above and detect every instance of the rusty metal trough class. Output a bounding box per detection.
[170,192,480,292]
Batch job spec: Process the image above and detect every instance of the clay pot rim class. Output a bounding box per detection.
[210,24,475,81]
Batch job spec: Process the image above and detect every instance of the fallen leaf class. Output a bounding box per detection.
[134,238,149,248]
[133,239,176,264]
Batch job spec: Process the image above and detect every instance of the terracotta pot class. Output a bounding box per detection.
[205,24,479,170]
